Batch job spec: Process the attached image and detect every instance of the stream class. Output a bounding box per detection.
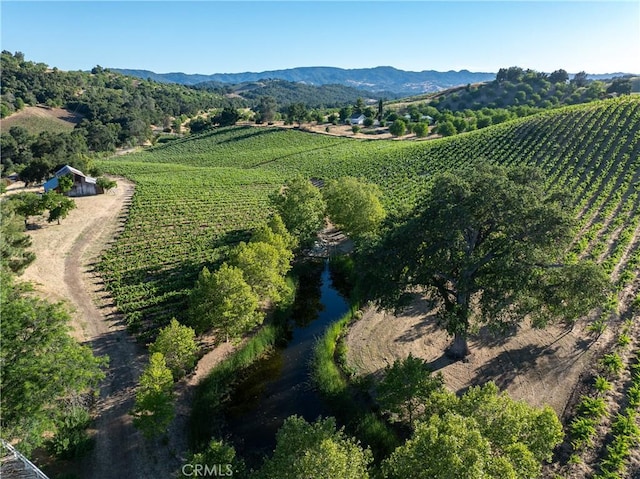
[224,259,349,465]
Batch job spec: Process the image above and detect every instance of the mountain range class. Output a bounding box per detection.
[111,66,497,95]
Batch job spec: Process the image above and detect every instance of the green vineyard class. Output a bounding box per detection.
[97,97,640,336]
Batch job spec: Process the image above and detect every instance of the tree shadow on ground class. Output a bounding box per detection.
[391,294,440,344]
[425,353,457,372]
[393,313,441,344]
[470,323,520,348]
[215,126,272,146]
[467,343,560,391]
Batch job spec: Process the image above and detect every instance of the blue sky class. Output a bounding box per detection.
[2,1,639,74]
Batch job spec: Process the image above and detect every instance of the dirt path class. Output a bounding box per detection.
[346,298,614,415]
[18,179,171,479]
[18,178,245,478]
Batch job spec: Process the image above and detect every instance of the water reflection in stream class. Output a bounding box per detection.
[224,259,349,465]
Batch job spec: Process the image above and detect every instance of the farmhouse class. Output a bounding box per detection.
[350,114,366,125]
[43,165,103,197]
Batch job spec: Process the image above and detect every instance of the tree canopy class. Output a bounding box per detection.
[42,191,76,224]
[359,164,609,357]
[250,214,297,275]
[323,176,386,239]
[149,318,198,379]
[255,416,372,479]
[255,96,277,123]
[131,352,174,439]
[377,354,443,428]
[189,264,263,339]
[271,176,326,247]
[287,102,309,126]
[230,241,291,303]
[381,382,563,479]
[1,272,107,454]
[389,119,406,137]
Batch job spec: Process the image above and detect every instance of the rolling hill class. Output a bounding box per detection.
[193,78,399,107]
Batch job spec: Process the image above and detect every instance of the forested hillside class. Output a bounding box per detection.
[0,51,226,161]
[192,78,395,108]
[431,67,634,112]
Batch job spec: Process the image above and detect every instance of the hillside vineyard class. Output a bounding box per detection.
[96,97,640,336]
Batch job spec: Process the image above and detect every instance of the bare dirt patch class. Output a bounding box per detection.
[346,299,614,415]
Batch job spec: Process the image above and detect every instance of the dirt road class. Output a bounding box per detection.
[17,178,242,478]
[19,180,178,478]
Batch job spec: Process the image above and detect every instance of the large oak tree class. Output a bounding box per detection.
[359,164,609,358]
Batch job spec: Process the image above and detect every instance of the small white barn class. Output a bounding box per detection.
[43,165,103,197]
[350,114,366,125]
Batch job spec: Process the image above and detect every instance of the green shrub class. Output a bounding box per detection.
[46,408,94,459]
[594,375,613,395]
[600,436,631,473]
[617,333,631,348]
[587,318,607,335]
[611,412,640,438]
[577,396,608,418]
[570,416,596,449]
[601,353,624,376]
[628,384,640,408]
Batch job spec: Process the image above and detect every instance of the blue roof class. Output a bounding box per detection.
[44,165,97,191]
[44,177,59,192]
[55,165,86,178]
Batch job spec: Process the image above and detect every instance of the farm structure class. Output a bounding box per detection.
[43,165,103,197]
[350,114,366,125]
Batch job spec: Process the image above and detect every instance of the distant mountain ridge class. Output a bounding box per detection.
[110,66,497,95]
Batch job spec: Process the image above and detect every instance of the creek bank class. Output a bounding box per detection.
[223,259,350,466]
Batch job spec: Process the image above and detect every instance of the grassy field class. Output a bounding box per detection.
[97,97,639,336]
[0,106,81,135]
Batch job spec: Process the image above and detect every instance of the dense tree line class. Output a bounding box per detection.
[1,51,225,122]
[1,125,96,179]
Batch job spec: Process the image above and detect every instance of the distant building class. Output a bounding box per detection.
[43,165,103,197]
[350,114,366,125]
